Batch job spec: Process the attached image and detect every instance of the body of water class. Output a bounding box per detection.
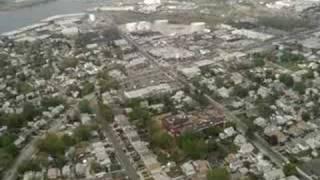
[0,0,111,33]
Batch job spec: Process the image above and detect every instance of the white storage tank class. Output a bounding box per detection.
[190,22,206,33]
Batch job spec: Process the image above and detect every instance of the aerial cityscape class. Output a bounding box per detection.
[1,0,320,179]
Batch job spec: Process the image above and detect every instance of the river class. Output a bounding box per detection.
[0,0,111,33]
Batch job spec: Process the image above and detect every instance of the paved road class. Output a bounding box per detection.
[3,116,65,180]
[95,100,140,180]
[119,25,315,180]
[3,93,95,180]
[3,139,37,180]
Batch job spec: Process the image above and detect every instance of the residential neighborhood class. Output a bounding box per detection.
[2,0,320,180]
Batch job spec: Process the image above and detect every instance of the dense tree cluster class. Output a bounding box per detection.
[279,74,294,87]
[207,167,230,180]
[283,163,298,176]
[0,133,19,171]
[79,100,93,114]
[97,69,119,92]
[252,53,265,67]
[0,103,41,131]
[178,131,208,159]
[36,124,95,167]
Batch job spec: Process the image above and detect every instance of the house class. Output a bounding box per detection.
[0,126,7,136]
[92,141,111,167]
[286,125,304,137]
[254,117,267,128]
[219,127,237,139]
[256,154,273,173]
[23,171,34,180]
[47,168,61,179]
[81,113,92,124]
[234,135,247,147]
[75,163,87,177]
[263,169,285,180]
[23,171,43,180]
[181,161,196,177]
[217,87,230,98]
[178,67,201,79]
[231,73,243,85]
[225,154,243,172]
[239,143,254,155]
[193,160,210,179]
[264,126,288,144]
[257,86,270,98]
[62,165,72,178]
[14,136,26,148]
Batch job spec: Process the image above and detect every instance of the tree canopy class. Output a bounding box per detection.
[283,163,298,176]
[279,74,294,87]
[79,100,93,114]
[178,131,208,159]
[207,167,230,180]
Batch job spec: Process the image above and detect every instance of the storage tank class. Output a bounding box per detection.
[190,22,206,33]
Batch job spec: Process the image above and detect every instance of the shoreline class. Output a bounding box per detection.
[0,0,57,11]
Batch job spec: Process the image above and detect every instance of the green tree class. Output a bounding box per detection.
[257,103,274,118]
[61,58,78,69]
[232,86,249,98]
[303,70,314,79]
[301,111,311,121]
[97,70,119,92]
[128,107,151,127]
[178,131,208,159]
[204,126,223,137]
[0,133,16,148]
[22,103,40,121]
[253,53,265,67]
[2,113,23,130]
[279,74,294,87]
[293,81,306,94]
[151,131,173,150]
[280,51,305,63]
[90,161,103,174]
[207,167,230,180]
[18,160,41,174]
[283,163,298,176]
[74,125,92,142]
[193,91,209,107]
[39,67,54,80]
[16,81,33,94]
[37,133,66,157]
[41,97,65,109]
[62,134,76,147]
[0,150,14,170]
[208,140,218,152]
[81,81,95,96]
[79,100,93,114]
[99,104,113,122]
